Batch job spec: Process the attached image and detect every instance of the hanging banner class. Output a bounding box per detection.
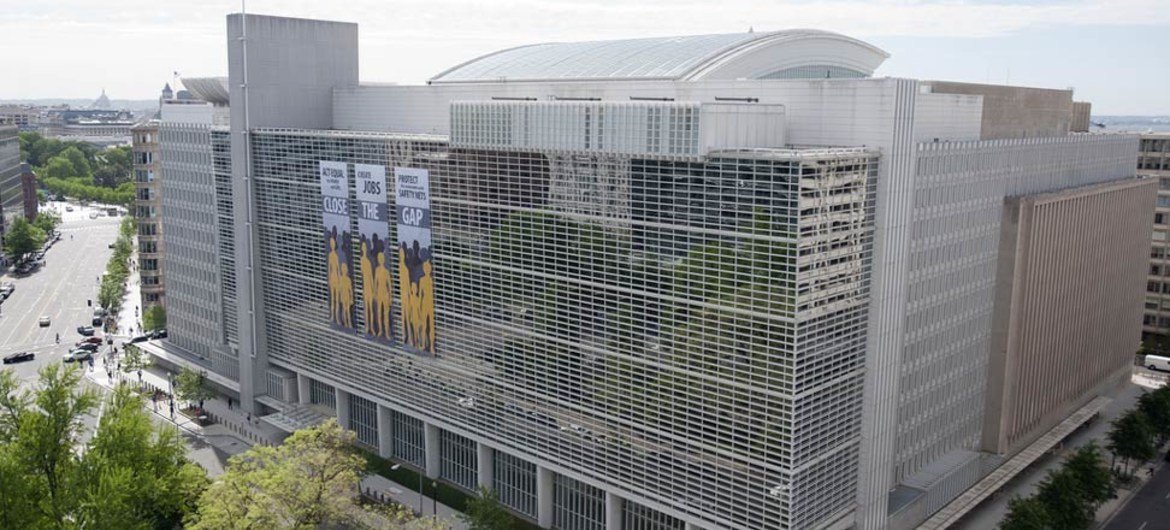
[321,161,354,331]
[356,163,392,342]
[395,167,435,355]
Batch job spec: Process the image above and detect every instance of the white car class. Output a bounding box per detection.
[38,315,51,327]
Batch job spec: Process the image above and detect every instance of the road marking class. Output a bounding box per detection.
[1165,491,1170,499]
[1139,521,1147,530]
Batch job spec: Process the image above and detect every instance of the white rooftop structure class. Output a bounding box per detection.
[429,29,889,84]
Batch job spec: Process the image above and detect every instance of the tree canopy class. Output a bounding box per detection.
[460,487,513,530]
[143,305,167,332]
[2,217,46,262]
[0,364,207,529]
[188,419,445,530]
[173,367,215,409]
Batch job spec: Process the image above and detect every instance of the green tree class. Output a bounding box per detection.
[32,211,61,234]
[0,367,207,529]
[1138,386,1170,444]
[1000,495,1049,530]
[460,486,512,530]
[143,306,167,332]
[75,384,208,529]
[187,419,368,530]
[1035,468,1095,530]
[173,367,215,409]
[1063,443,1114,509]
[58,146,93,180]
[93,146,132,188]
[2,217,46,262]
[1108,410,1158,475]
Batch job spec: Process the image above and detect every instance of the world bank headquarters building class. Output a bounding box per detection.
[145,13,1154,530]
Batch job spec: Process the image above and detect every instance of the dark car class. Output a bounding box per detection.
[150,329,167,339]
[77,336,103,346]
[74,343,99,352]
[92,315,103,326]
[2,352,34,364]
[128,335,151,344]
[76,326,95,336]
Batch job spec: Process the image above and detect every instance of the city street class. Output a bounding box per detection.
[1104,461,1170,530]
[0,202,119,387]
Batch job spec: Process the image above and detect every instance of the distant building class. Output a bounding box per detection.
[40,108,135,147]
[92,88,112,110]
[0,125,21,237]
[20,163,37,221]
[0,105,40,129]
[132,119,164,309]
[1140,132,1170,343]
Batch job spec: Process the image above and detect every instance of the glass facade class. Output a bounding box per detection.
[247,113,876,528]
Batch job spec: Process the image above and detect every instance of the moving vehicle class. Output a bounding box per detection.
[38,316,50,327]
[1147,355,1170,372]
[150,329,167,339]
[128,335,151,344]
[0,283,13,295]
[2,352,34,364]
[63,350,93,363]
[76,326,95,336]
[74,343,99,352]
[65,206,74,212]
[88,211,99,219]
[77,337,103,346]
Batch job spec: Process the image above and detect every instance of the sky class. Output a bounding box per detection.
[0,0,1167,115]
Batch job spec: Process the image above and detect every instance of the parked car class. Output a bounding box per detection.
[0,283,13,295]
[128,335,151,344]
[63,350,92,363]
[2,352,34,364]
[65,206,74,212]
[77,336,103,346]
[92,316,103,326]
[74,343,99,352]
[38,316,51,327]
[149,329,167,339]
[76,326,95,336]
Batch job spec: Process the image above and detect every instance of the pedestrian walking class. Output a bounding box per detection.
[227,397,233,410]
[168,401,174,419]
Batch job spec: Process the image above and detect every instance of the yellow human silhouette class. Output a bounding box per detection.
[398,250,414,344]
[414,279,427,349]
[360,241,374,332]
[339,263,354,328]
[418,261,435,352]
[327,237,340,324]
[373,253,393,339]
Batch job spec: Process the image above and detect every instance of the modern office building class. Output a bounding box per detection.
[0,125,22,237]
[1139,133,1170,343]
[132,120,165,308]
[149,14,1152,530]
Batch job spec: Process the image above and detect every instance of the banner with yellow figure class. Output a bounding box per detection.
[394,167,435,356]
[320,161,354,331]
[355,164,392,343]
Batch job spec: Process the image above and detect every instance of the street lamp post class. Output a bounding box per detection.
[390,463,425,515]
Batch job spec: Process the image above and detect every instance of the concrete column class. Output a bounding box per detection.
[477,443,493,490]
[537,466,554,528]
[296,373,311,405]
[605,491,623,530]
[335,388,350,429]
[424,422,441,478]
[377,404,394,458]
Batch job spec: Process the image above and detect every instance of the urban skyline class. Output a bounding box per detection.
[2,0,1170,114]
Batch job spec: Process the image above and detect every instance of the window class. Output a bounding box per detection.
[1154,247,1166,259]
[494,452,537,517]
[1150,281,1161,293]
[1153,265,1162,276]
[1157,213,1166,225]
[439,430,477,491]
[309,379,336,409]
[348,394,378,449]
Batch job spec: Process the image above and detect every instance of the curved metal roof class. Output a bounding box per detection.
[180,77,230,104]
[430,29,888,84]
